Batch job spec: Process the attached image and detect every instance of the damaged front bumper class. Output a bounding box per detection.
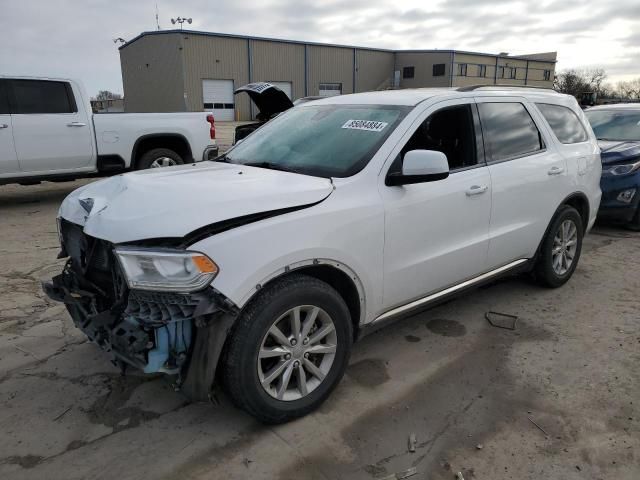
[43,220,238,384]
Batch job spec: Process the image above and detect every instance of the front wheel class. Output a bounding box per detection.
[535,205,584,288]
[627,207,640,232]
[222,274,353,424]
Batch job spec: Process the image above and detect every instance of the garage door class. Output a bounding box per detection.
[269,81,292,99]
[202,79,235,121]
[319,83,342,97]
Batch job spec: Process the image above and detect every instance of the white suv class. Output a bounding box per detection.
[45,86,601,423]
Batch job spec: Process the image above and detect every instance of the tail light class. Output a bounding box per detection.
[206,114,216,140]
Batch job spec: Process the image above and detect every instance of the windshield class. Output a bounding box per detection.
[585,109,640,141]
[224,104,408,177]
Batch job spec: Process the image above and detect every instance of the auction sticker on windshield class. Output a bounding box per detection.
[341,119,388,132]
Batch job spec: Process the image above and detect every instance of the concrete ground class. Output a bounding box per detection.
[0,180,638,480]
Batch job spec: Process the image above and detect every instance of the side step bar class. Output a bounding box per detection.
[373,259,529,324]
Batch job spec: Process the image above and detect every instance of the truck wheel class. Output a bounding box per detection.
[136,148,183,170]
[535,205,584,288]
[222,274,353,424]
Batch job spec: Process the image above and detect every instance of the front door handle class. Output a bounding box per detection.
[466,185,488,196]
[67,122,86,127]
[548,166,565,176]
[0,124,8,129]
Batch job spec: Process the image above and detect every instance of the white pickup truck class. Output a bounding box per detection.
[0,76,218,185]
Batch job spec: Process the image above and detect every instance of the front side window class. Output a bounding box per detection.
[509,67,517,79]
[403,67,415,79]
[498,66,505,78]
[478,102,544,162]
[543,70,551,81]
[457,64,468,76]
[478,65,487,77]
[585,109,640,141]
[224,104,408,178]
[10,80,77,114]
[537,103,589,144]
[393,104,479,172]
[433,64,445,76]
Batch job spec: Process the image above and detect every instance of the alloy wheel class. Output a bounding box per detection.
[552,219,578,275]
[257,305,337,401]
[150,156,178,168]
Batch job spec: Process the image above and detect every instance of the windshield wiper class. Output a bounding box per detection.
[244,161,302,174]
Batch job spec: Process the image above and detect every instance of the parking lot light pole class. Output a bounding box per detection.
[171,17,192,30]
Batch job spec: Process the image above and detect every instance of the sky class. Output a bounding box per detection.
[2,0,640,97]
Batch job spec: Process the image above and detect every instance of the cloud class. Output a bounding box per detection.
[2,0,640,96]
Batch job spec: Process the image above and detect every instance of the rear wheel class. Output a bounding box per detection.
[535,205,583,288]
[222,274,353,424]
[136,148,183,170]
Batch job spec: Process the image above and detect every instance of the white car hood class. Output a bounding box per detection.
[59,162,333,244]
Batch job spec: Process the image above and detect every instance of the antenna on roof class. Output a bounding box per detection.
[155,3,161,30]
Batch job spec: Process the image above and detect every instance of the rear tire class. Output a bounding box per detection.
[222,274,353,424]
[535,205,583,288]
[136,148,183,170]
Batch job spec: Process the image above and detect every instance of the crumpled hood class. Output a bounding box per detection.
[59,162,333,244]
[598,140,640,165]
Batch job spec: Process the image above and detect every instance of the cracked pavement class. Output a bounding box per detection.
[1,180,639,480]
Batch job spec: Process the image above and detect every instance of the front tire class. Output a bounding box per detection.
[535,205,584,288]
[222,274,353,424]
[627,207,640,232]
[136,148,183,170]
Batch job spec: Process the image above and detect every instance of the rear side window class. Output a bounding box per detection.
[0,81,9,114]
[478,102,544,162]
[537,103,589,144]
[10,80,77,114]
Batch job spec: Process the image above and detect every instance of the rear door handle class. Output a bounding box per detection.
[466,185,488,196]
[0,124,8,129]
[548,166,565,176]
[67,122,86,127]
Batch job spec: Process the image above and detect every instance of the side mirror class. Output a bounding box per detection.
[386,150,450,186]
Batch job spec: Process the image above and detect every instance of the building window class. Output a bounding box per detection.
[543,70,551,81]
[509,67,517,79]
[403,66,415,79]
[457,63,468,76]
[433,64,445,76]
[319,83,342,97]
[498,66,505,78]
[478,65,487,77]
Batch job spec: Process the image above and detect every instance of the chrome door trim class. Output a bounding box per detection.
[373,259,528,324]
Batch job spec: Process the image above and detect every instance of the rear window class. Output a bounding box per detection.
[478,102,544,162]
[225,104,408,178]
[10,80,77,114]
[537,103,589,144]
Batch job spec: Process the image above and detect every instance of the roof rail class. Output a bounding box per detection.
[457,84,557,93]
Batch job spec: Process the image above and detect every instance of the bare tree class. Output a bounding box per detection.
[554,68,608,97]
[94,90,123,101]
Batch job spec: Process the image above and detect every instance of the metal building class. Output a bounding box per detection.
[119,30,557,120]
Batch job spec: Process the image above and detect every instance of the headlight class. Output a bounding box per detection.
[604,161,640,176]
[114,248,218,293]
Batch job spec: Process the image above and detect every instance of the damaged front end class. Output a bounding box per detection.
[43,220,237,395]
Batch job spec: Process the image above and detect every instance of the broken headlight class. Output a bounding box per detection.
[114,248,218,293]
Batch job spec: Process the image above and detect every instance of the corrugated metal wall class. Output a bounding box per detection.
[356,50,395,92]
[120,34,185,112]
[251,40,306,100]
[181,34,251,120]
[307,45,354,96]
[120,32,557,119]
